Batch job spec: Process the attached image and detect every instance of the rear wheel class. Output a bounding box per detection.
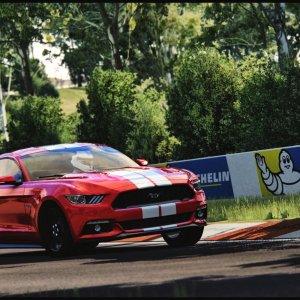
[161,226,204,247]
[39,206,74,257]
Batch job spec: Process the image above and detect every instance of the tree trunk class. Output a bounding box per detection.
[258,3,290,70]
[0,67,9,142]
[20,44,34,95]
[98,3,123,71]
[274,3,289,68]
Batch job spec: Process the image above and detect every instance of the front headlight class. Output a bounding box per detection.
[65,194,105,205]
[192,180,202,191]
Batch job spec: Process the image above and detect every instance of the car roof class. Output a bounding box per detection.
[0,143,105,158]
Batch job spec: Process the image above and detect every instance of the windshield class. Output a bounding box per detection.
[21,145,139,181]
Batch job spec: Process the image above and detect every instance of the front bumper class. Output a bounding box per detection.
[71,202,207,243]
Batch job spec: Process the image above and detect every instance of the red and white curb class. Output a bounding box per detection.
[2,219,300,248]
[116,219,300,243]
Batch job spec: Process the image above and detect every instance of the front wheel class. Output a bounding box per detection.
[161,226,204,247]
[39,206,74,257]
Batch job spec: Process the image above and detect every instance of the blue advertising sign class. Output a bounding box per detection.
[168,156,234,199]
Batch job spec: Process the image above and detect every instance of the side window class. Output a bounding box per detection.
[0,159,23,182]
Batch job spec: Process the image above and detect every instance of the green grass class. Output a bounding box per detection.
[58,87,87,115]
[208,193,300,223]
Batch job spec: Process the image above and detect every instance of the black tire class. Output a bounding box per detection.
[161,226,204,247]
[39,206,74,257]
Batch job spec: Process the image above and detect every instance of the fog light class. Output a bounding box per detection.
[198,210,204,218]
[196,205,207,220]
[94,224,102,232]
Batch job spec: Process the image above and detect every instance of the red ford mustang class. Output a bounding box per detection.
[0,143,207,256]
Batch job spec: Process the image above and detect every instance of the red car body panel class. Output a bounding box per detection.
[0,143,207,245]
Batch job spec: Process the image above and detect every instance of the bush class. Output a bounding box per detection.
[33,76,59,98]
[5,96,64,151]
[126,86,180,163]
[236,58,300,151]
[77,69,178,162]
[60,112,80,143]
[77,68,136,152]
[166,47,240,160]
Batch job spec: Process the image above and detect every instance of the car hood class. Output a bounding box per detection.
[62,166,193,193]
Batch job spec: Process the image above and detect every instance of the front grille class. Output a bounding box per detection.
[112,184,195,209]
[119,212,193,231]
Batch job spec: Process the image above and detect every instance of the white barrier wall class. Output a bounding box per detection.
[152,145,300,200]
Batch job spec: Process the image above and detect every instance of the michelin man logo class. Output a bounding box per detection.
[255,149,300,195]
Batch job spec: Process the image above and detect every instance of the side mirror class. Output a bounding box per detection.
[136,158,149,166]
[0,175,22,185]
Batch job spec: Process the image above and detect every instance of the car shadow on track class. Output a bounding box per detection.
[1,239,300,267]
[7,272,300,297]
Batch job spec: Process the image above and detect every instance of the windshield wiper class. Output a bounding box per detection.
[92,167,133,172]
[38,174,66,179]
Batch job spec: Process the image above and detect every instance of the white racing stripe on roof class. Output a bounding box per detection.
[43,144,79,150]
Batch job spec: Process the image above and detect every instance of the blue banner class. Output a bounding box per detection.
[168,156,234,199]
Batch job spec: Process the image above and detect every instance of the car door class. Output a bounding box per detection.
[0,158,27,242]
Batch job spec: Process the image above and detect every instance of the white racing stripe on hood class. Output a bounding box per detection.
[109,170,155,189]
[134,170,172,186]
[109,169,172,189]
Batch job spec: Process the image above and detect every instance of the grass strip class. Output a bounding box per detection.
[208,193,300,223]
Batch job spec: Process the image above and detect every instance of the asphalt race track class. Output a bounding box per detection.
[1,238,300,297]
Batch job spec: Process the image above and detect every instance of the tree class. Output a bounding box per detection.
[196,3,271,60]
[124,3,204,88]
[55,3,111,85]
[0,55,13,142]
[98,3,124,70]
[0,3,55,95]
[258,3,290,70]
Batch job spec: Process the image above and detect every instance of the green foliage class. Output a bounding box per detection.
[128,3,203,88]
[236,58,300,151]
[76,70,178,162]
[167,47,240,160]
[10,58,59,98]
[61,3,111,84]
[5,96,64,151]
[31,59,59,98]
[33,77,59,98]
[196,3,271,59]
[126,86,180,163]
[0,3,57,95]
[77,68,136,152]
[60,112,80,143]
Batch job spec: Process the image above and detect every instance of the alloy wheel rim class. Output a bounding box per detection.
[49,221,63,252]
